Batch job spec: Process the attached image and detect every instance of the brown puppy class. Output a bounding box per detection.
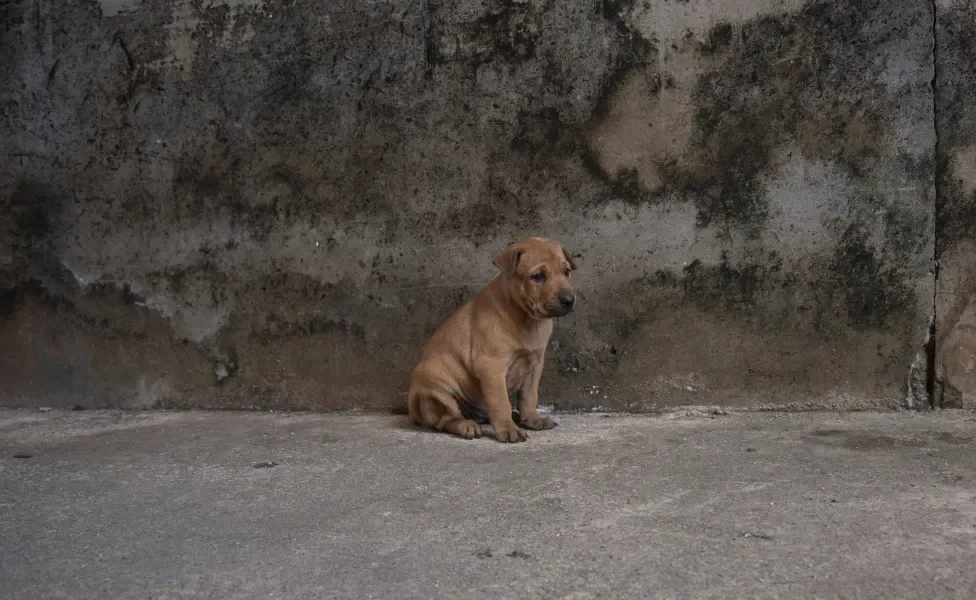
[408,237,577,443]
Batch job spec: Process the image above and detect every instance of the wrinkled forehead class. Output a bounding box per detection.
[517,240,567,271]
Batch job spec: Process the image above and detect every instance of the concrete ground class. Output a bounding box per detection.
[2,410,976,599]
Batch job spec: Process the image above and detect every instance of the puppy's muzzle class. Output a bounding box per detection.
[548,291,576,317]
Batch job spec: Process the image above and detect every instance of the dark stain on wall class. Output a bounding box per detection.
[253,314,368,345]
[936,7,976,256]
[584,0,906,234]
[828,225,915,330]
[599,0,657,73]
[682,254,777,314]
[689,0,899,229]
[573,0,930,343]
[0,287,22,319]
[1,182,61,284]
[427,0,546,67]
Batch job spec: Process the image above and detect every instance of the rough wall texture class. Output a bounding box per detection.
[0,0,941,411]
[935,0,976,408]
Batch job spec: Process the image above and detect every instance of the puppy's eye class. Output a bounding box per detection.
[563,268,571,277]
[531,272,546,283]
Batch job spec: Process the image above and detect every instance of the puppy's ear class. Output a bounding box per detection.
[493,243,523,275]
[562,246,578,271]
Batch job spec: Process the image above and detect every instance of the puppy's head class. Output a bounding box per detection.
[493,237,577,319]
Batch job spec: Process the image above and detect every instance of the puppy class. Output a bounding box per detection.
[408,237,576,442]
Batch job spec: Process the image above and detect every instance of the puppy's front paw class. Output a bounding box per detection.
[456,419,482,440]
[495,427,529,443]
[521,416,557,430]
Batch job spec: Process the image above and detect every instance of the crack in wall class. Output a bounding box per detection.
[927,0,941,409]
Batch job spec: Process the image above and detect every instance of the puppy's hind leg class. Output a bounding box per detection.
[408,388,482,440]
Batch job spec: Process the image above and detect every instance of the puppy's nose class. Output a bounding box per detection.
[559,294,576,309]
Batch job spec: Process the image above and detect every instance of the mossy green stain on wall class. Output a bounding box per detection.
[936,6,976,256]
[585,0,909,233]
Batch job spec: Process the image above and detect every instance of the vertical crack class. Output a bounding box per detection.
[926,0,941,408]
[423,0,436,79]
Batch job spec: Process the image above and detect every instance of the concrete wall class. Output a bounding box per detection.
[0,0,957,412]
[936,0,976,408]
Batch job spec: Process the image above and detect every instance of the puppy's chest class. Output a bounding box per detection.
[505,351,542,392]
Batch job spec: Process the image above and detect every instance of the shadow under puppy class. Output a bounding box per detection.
[408,237,576,442]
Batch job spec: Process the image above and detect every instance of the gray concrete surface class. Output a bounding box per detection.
[2,409,976,599]
[935,0,976,408]
[0,0,946,412]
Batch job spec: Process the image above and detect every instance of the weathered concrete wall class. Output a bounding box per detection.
[0,0,938,411]
[935,0,976,408]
